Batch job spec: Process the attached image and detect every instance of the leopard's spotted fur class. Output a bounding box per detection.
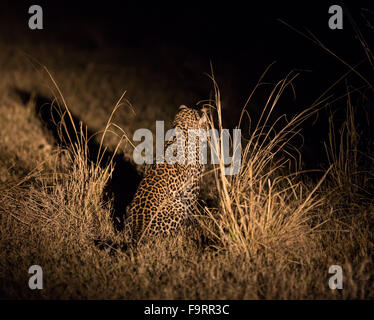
[124,105,208,242]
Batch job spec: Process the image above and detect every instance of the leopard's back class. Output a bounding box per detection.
[125,105,208,242]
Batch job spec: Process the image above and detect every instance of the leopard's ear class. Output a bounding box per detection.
[199,110,208,128]
[179,105,188,110]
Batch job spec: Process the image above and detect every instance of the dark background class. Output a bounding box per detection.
[3,1,369,90]
[0,0,373,169]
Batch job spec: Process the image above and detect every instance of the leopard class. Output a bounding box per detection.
[124,105,209,243]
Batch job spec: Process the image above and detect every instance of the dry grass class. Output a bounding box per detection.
[1,26,374,299]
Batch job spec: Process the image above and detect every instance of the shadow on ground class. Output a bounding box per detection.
[15,88,142,231]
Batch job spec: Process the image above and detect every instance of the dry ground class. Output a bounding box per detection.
[0,36,373,299]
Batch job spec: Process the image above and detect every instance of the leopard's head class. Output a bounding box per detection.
[165,105,210,166]
[172,105,209,133]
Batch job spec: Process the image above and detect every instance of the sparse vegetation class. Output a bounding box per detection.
[0,15,373,299]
